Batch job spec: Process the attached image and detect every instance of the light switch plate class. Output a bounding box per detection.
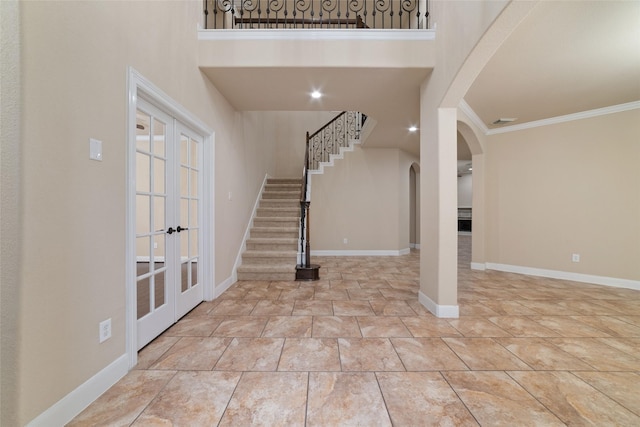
[89,138,103,161]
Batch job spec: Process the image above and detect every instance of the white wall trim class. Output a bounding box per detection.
[458,99,489,134]
[470,262,486,271]
[215,275,236,298]
[230,174,270,284]
[26,354,128,427]
[198,29,435,41]
[482,262,640,291]
[459,100,640,136]
[312,248,410,256]
[418,291,459,318]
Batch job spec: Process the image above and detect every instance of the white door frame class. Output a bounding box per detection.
[126,67,215,368]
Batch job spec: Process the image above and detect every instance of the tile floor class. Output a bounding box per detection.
[69,236,640,426]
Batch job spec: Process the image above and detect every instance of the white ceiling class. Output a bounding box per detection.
[465,1,640,130]
[200,1,640,157]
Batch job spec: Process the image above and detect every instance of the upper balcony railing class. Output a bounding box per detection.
[204,0,430,30]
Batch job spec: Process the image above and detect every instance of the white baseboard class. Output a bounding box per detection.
[231,174,269,280]
[418,291,459,318]
[482,262,640,291]
[312,248,411,256]
[409,243,421,249]
[470,262,486,271]
[215,275,236,298]
[26,354,128,427]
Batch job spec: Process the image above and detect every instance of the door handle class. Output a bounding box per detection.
[166,227,175,235]
[177,225,188,233]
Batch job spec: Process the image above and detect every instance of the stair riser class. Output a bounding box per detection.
[262,192,300,199]
[254,219,300,228]
[247,242,298,251]
[260,201,300,208]
[252,230,299,238]
[265,185,302,191]
[256,209,300,218]
[242,256,298,265]
[267,179,302,185]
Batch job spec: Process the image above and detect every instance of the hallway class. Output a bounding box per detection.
[69,236,640,425]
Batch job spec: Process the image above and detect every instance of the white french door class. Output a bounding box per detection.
[135,99,203,350]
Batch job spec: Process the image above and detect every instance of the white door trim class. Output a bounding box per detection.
[126,67,215,368]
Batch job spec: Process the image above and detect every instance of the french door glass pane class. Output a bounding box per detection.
[154,271,165,309]
[154,158,165,194]
[136,276,150,319]
[136,195,150,234]
[136,153,150,192]
[153,121,166,157]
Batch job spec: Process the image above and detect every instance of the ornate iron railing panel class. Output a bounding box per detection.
[204,0,429,29]
[308,111,363,170]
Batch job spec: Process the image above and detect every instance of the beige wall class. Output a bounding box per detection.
[485,109,640,281]
[1,1,21,424]
[310,146,418,252]
[17,1,276,424]
[273,111,337,177]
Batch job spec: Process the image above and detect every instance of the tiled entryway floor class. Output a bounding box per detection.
[70,236,640,426]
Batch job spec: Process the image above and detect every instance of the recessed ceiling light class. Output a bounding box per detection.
[311,90,322,99]
[492,118,517,125]
[408,126,418,132]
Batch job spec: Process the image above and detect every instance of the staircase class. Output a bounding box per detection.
[236,178,302,281]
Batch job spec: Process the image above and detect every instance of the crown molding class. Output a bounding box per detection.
[459,100,640,136]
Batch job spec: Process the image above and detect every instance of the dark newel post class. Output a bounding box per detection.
[296,131,320,280]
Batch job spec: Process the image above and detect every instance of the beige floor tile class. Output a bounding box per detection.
[162,315,225,337]
[67,370,176,427]
[347,288,385,300]
[313,288,349,300]
[135,336,180,370]
[71,240,640,426]
[133,371,241,426]
[151,337,232,370]
[509,371,640,425]
[219,372,308,427]
[379,288,417,300]
[572,371,640,416]
[546,337,640,370]
[401,316,463,337]
[377,372,478,426]
[250,300,295,316]
[487,316,562,337]
[332,300,375,316]
[516,300,582,315]
[447,318,513,337]
[292,300,333,315]
[570,315,640,337]
[261,315,312,337]
[495,337,594,370]
[312,316,362,337]
[443,371,565,426]
[278,338,341,371]
[357,316,412,337]
[476,300,539,316]
[614,315,640,327]
[329,279,361,289]
[307,372,392,426]
[442,338,531,370]
[214,338,284,371]
[278,287,314,300]
[244,287,282,300]
[390,338,469,371]
[212,316,269,337]
[596,337,640,357]
[369,299,417,316]
[209,299,258,315]
[338,338,405,371]
[531,316,613,337]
